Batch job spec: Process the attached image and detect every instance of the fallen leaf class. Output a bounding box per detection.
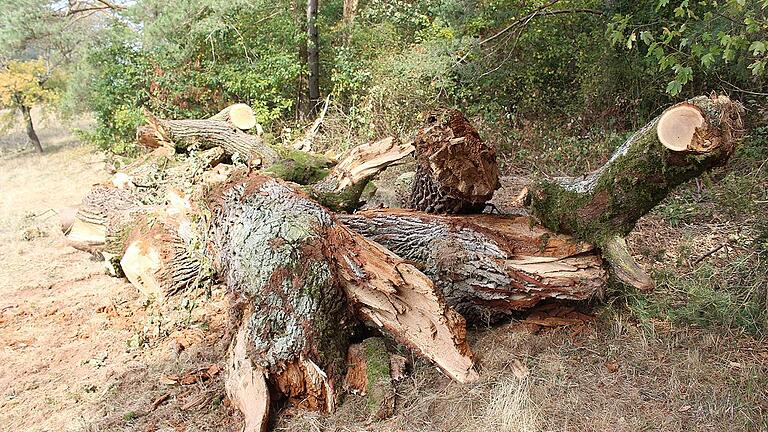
[605,362,619,373]
[679,405,692,412]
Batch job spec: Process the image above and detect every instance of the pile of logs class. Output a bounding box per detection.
[61,96,743,431]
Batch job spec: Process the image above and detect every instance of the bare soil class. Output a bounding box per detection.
[0,121,765,432]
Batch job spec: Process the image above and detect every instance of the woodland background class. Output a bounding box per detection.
[0,0,766,430]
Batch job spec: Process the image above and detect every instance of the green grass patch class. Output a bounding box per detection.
[617,256,768,337]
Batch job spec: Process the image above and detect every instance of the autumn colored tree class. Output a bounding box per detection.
[0,60,57,153]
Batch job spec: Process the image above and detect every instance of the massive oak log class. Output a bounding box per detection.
[408,109,500,213]
[208,173,476,429]
[340,209,607,322]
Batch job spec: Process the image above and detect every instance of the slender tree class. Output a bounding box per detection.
[306,0,320,110]
[0,60,57,153]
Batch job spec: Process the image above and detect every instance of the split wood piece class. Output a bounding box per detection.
[142,109,278,166]
[209,103,257,131]
[226,316,270,432]
[209,173,477,424]
[344,338,396,420]
[331,223,478,383]
[525,95,744,289]
[120,212,203,300]
[309,136,414,212]
[409,109,500,214]
[340,209,608,323]
[63,185,140,253]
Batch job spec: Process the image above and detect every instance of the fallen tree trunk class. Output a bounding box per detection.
[341,209,607,322]
[525,95,744,289]
[208,172,477,427]
[141,110,279,165]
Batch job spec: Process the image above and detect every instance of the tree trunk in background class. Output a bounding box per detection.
[20,105,43,153]
[343,0,358,25]
[306,0,320,110]
[294,0,310,119]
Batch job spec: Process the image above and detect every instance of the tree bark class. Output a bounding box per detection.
[408,109,500,213]
[209,173,476,427]
[306,0,320,110]
[142,110,278,166]
[340,209,607,322]
[20,105,43,153]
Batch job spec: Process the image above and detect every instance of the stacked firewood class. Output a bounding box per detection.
[61,96,743,431]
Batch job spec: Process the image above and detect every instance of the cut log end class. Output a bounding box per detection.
[211,103,257,131]
[657,103,705,152]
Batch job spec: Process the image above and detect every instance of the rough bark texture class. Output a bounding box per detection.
[341,209,607,322]
[408,109,500,213]
[143,111,278,165]
[206,172,477,422]
[209,173,353,412]
[527,95,744,244]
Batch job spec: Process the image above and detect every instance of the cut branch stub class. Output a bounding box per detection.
[657,103,705,152]
[409,109,500,214]
[340,209,607,322]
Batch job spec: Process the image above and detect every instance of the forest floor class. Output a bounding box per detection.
[0,113,765,432]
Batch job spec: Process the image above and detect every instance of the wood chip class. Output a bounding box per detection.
[510,359,529,379]
[150,392,171,411]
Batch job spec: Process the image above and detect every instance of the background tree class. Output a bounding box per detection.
[0,60,58,152]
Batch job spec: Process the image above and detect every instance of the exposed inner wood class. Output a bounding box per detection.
[210,103,257,131]
[657,103,705,151]
[344,338,396,420]
[341,209,607,322]
[226,316,270,432]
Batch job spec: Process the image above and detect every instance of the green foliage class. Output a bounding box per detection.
[608,0,768,96]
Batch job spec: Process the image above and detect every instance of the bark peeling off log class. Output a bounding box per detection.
[409,109,500,214]
[210,174,352,410]
[209,172,477,412]
[340,210,607,322]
